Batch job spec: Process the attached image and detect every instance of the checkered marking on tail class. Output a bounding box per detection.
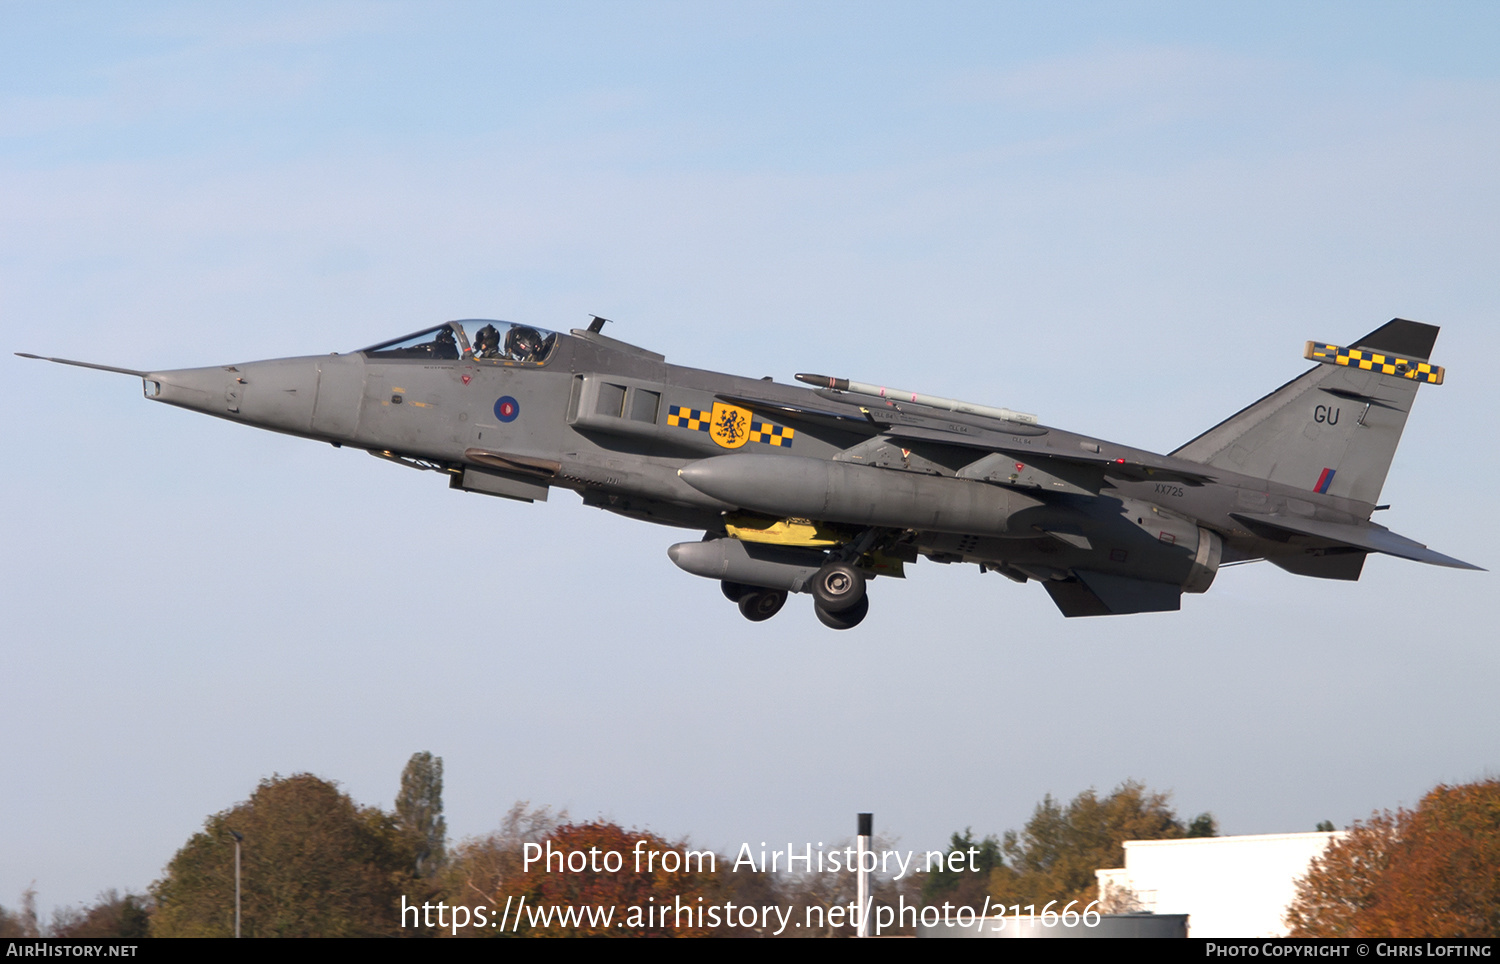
[1304,341,1445,384]
[667,406,795,448]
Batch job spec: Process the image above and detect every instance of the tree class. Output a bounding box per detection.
[151,773,411,937]
[50,891,151,938]
[503,821,721,937]
[1286,779,1500,938]
[395,752,447,879]
[441,800,564,930]
[0,887,40,938]
[922,828,1001,909]
[989,780,1206,907]
[1187,812,1219,837]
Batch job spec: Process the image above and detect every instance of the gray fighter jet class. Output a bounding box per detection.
[19,316,1478,628]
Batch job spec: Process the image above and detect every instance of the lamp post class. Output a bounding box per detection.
[856,813,872,938]
[228,830,243,938]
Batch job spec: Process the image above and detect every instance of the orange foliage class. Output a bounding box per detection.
[1287,780,1500,938]
[510,822,719,937]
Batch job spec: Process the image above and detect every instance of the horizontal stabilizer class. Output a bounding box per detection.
[1269,550,1367,581]
[1231,512,1482,570]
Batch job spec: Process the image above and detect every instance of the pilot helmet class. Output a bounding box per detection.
[505,325,545,360]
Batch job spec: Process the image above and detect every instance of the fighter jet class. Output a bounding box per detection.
[19,315,1478,629]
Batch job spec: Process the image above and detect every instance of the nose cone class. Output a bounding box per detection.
[145,364,239,415]
[147,356,323,435]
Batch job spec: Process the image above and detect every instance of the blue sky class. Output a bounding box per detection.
[3,2,1498,917]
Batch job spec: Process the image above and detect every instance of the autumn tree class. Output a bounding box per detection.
[151,773,411,937]
[443,807,924,937]
[505,821,722,937]
[0,888,40,938]
[395,752,447,879]
[989,780,1211,907]
[440,801,564,928]
[50,891,151,938]
[1286,779,1500,938]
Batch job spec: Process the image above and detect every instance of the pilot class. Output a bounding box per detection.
[505,325,546,363]
[473,324,501,359]
[432,326,459,360]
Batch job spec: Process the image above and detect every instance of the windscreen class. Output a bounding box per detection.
[360,320,558,365]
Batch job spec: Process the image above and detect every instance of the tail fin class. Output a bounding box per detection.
[1171,319,1440,506]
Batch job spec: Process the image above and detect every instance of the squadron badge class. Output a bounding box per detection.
[709,401,752,449]
[667,404,796,449]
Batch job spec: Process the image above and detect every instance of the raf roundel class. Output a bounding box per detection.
[494,395,519,422]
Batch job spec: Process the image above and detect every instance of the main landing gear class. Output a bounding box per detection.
[720,560,871,630]
[809,561,868,629]
[814,594,868,630]
[811,562,865,612]
[722,581,787,622]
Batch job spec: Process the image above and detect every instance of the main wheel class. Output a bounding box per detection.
[738,589,786,622]
[721,580,752,602]
[811,563,866,613]
[815,594,869,630]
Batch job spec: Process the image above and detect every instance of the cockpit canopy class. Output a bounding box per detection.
[361,320,560,365]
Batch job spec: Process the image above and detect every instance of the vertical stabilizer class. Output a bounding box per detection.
[1170,320,1439,506]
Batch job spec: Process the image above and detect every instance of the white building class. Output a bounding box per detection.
[1095,831,1342,938]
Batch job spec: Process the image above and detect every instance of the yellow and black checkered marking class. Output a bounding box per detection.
[667,406,795,447]
[667,405,713,432]
[749,423,795,447]
[1304,341,1444,384]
